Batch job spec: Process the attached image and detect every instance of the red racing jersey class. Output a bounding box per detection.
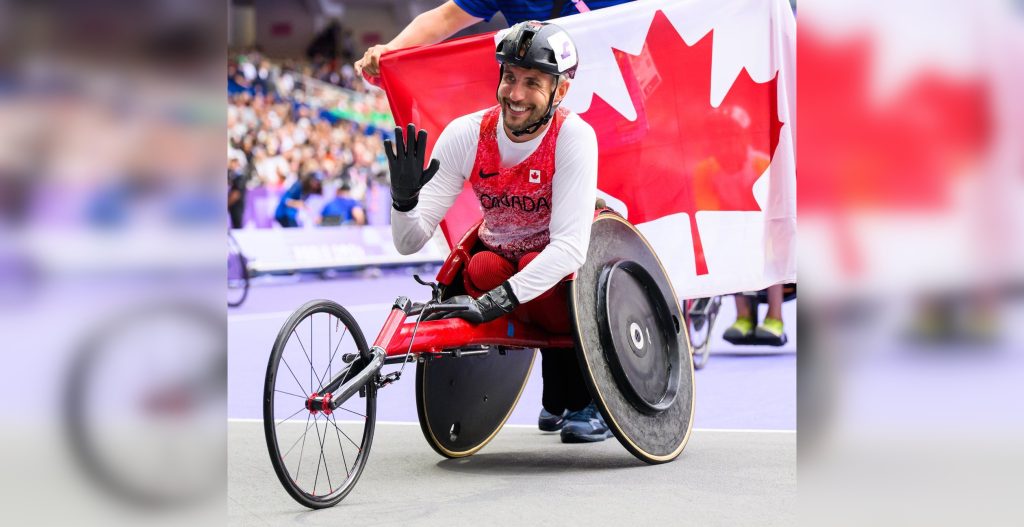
[470,104,568,261]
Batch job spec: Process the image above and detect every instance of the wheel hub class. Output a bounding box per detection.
[304,393,333,415]
[597,260,680,414]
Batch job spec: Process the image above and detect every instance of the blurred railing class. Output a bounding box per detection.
[297,75,394,131]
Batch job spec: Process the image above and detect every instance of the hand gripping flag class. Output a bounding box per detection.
[377,0,796,299]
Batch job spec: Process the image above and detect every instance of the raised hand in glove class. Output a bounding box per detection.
[385,123,440,212]
[440,282,520,324]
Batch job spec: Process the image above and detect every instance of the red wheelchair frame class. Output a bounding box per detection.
[263,211,694,509]
[373,220,573,356]
[299,218,573,431]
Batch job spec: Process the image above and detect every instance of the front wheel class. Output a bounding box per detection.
[263,300,377,509]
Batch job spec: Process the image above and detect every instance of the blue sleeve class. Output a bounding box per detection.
[453,0,500,22]
[285,182,302,200]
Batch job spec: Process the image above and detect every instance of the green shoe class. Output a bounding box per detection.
[755,317,787,345]
[723,318,754,341]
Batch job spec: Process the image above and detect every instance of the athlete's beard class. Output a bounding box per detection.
[500,98,547,133]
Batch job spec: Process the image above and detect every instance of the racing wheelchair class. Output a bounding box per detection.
[262,210,695,508]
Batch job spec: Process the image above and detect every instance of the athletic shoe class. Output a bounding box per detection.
[538,408,567,432]
[560,403,613,443]
[722,317,755,343]
[754,317,787,346]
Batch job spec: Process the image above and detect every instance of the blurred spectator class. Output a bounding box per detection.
[227,157,247,229]
[340,28,357,63]
[307,20,341,62]
[274,173,322,228]
[320,182,365,226]
[235,55,257,91]
[227,49,393,228]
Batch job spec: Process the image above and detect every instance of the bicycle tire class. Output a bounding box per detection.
[263,299,377,509]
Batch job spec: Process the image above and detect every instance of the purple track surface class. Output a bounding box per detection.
[229,268,796,430]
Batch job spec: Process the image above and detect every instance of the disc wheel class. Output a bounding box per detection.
[416,348,535,458]
[570,213,695,464]
[416,279,536,458]
[227,233,249,308]
[263,300,376,509]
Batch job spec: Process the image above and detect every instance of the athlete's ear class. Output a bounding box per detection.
[554,77,571,105]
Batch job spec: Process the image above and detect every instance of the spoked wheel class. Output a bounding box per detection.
[684,296,721,370]
[227,233,249,308]
[263,300,377,509]
[65,303,225,508]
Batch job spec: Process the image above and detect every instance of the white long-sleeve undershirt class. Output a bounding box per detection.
[391,108,598,303]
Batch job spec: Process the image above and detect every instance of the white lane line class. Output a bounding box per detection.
[691,428,796,434]
[232,418,423,426]
[229,302,397,323]
[228,418,794,433]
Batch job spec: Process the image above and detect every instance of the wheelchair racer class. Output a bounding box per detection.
[387,21,610,443]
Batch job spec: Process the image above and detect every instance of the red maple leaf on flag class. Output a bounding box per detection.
[579,11,783,275]
[797,26,989,276]
[798,27,988,215]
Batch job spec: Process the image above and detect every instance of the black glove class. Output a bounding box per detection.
[440,282,520,324]
[385,123,440,212]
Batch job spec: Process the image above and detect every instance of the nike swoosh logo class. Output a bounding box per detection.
[478,169,500,179]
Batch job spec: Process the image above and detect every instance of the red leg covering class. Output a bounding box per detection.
[461,250,572,334]
[464,250,515,296]
[517,252,572,334]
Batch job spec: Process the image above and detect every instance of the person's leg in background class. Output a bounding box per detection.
[725,285,787,344]
[229,206,245,229]
[755,284,786,342]
[724,292,756,341]
[538,347,597,435]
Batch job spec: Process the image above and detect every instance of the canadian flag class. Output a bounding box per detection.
[377,0,796,299]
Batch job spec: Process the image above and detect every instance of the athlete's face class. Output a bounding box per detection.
[497,65,569,136]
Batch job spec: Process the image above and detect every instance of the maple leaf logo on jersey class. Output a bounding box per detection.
[579,11,783,275]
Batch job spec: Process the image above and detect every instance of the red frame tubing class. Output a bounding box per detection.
[372,307,573,357]
[435,219,482,287]
[371,214,597,359]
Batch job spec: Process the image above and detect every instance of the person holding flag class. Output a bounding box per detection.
[386,21,610,443]
[354,0,634,79]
